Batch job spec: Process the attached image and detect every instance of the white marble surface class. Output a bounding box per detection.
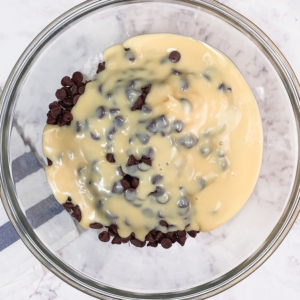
[0,0,300,299]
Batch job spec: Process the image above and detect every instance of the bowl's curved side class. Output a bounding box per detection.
[0,0,300,299]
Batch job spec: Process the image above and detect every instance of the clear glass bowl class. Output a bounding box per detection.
[1,0,300,299]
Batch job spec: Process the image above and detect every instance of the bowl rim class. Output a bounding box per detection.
[1,0,300,299]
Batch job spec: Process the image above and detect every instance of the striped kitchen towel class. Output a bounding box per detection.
[0,126,79,298]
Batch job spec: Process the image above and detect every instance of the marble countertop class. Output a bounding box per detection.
[0,0,300,299]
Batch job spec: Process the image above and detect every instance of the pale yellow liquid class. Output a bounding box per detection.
[43,34,263,240]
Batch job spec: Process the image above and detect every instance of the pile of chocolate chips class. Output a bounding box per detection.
[46,59,201,249]
[64,197,198,249]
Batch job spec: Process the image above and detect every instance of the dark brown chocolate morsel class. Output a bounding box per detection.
[131,96,144,111]
[71,205,82,222]
[62,111,73,123]
[49,101,60,109]
[61,76,74,86]
[131,177,139,189]
[72,71,83,83]
[55,88,67,100]
[131,237,144,247]
[124,48,130,51]
[145,233,155,243]
[112,235,122,244]
[98,231,110,242]
[187,230,198,238]
[177,230,186,237]
[78,85,86,95]
[155,232,164,242]
[46,158,53,166]
[120,235,131,243]
[63,202,74,212]
[126,155,140,167]
[169,51,181,63]
[161,238,172,249]
[89,222,103,229]
[73,95,80,105]
[147,241,158,247]
[120,179,131,190]
[62,98,74,107]
[71,84,78,96]
[108,228,117,236]
[141,156,152,166]
[50,106,62,119]
[178,236,187,246]
[106,153,116,163]
[141,84,152,94]
[159,220,169,227]
[97,62,106,74]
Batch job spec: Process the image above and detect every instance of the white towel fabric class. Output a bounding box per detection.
[0,127,79,299]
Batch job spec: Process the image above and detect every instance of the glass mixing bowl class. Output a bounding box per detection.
[1,0,300,299]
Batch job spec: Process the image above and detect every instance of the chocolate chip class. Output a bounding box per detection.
[90,132,100,140]
[76,81,85,88]
[187,230,198,238]
[72,71,83,83]
[169,51,181,63]
[97,62,105,74]
[177,196,189,208]
[108,228,117,236]
[141,156,152,166]
[78,85,85,95]
[131,177,139,188]
[131,95,144,111]
[89,222,103,229]
[63,202,74,212]
[147,241,158,247]
[227,87,232,92]
[46,114,56,125]
[98,231,110,242]
[161,238,172,249]
[62,111,73,123]
[49,106,62,119]
[120,235,131,243]
[126,155,140,167]
[113,115,124,127]
[61,76,74,86]
[55,88,67,100]
[120,179,131,190]
[117,166,126,176]
[155,232,164,242]
[177,230,186,237]
[47,158,53,166]
[71,205,82,222]
[106,153,115,163]
[71,84,78,96]
[73,95,80,105]
[159,220,169,227]
[218,83,226,91]
[124,48,130,51]
[124,188,137,201]
[141,84,151,94]
[131,237,145,247]
[152,175,163,184]
[145,233,155,242]
[49,101,60,109]
[178,236,187,246]
[112,181,124,194]
[62,98,73,107]
[96,106,106,119]
[146,120,158,133]
[112,235,122,244]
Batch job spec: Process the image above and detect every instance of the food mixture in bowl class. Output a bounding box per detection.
[42,34,263,248]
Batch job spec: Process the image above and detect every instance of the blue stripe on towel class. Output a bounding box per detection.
[0,152,64,251]
[12,152,42,183]
[0,222,20,251]
[25,195,64,229]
